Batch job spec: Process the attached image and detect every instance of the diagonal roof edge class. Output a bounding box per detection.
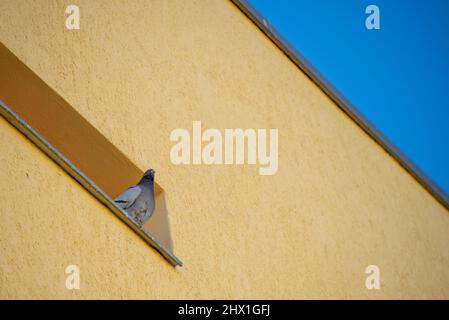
[231,0,449,211]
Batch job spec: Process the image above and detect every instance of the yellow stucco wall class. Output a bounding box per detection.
[0,0,448,299]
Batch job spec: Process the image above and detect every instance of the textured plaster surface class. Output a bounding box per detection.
[0,0,448,298]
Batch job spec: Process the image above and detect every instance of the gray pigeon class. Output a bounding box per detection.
[114,169,156,226]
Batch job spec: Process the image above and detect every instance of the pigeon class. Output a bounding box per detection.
[114,169,156,227]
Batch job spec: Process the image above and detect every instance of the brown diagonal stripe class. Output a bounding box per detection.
[0,42,162,198]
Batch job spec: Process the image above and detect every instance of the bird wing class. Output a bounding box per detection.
[114,185,142,209]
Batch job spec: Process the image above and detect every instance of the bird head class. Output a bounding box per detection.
[142,168,155,182]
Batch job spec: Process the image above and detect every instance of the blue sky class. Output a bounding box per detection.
[248,0,449,196]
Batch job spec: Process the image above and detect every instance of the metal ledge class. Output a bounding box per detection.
[231,0,449,211]
[0,100,182,267]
